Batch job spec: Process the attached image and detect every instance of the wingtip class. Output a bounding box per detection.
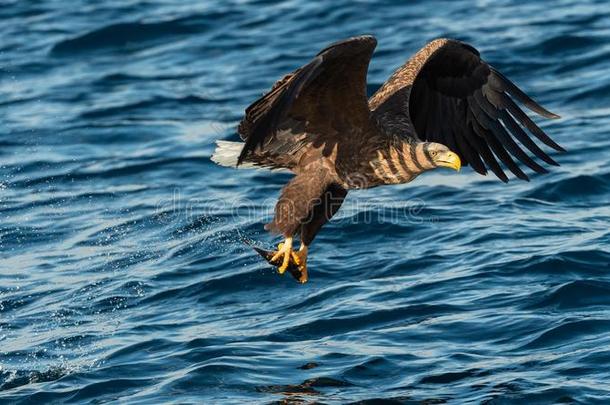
[534,107,560,120]
[541,154,560,166]
[527,104,561,120]
[493,69,562,120]
[496,173,509,183]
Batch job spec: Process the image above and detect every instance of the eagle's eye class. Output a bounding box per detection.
[430,150,438,157]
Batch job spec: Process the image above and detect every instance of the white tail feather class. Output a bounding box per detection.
[211,140,243,167]
[211,140,289,172]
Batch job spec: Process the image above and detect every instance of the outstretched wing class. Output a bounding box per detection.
[369,38,564,182]
[237,35,377,165]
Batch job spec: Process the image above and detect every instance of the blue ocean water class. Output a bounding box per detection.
[1,0,610,403]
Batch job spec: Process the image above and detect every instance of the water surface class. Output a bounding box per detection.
[2,0,610,403]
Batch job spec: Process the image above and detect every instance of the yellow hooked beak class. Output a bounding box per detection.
[435,151,461,172]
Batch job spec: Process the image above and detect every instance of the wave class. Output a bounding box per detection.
[499,249,610,277]
[0,367,68,392]
[92,72,200,86]
[49,9,246,55]
[9,156,213,188]
[79,95,219,119]
[267,303,459,342]
[527,280,610,310]
[534,34,604,56]
[524,172,610,203]
[51,20,201,55]
[520,319,610,350]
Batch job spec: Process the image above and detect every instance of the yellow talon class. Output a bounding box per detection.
[293,245,308,284]
[270,238,293,275]
[291,251,302,266]
[264,239,309,283]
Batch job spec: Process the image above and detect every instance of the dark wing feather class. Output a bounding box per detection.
[370,39,563,182]
[237,35,377,165]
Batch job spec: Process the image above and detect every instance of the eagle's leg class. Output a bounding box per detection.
[270,236,293,274]
[291,244,308,283]
[265,173,347,283]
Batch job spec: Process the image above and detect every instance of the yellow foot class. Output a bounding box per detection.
[269,237,293,274]
[291,245,308,284]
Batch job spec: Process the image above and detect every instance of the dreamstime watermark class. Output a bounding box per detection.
[154,188,438,226]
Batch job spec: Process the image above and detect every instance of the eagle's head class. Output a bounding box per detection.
[426,143,462,171]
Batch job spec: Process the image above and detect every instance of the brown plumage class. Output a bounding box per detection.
[211,35,564,283]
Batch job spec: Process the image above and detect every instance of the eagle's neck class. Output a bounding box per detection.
[365,140,434,186]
